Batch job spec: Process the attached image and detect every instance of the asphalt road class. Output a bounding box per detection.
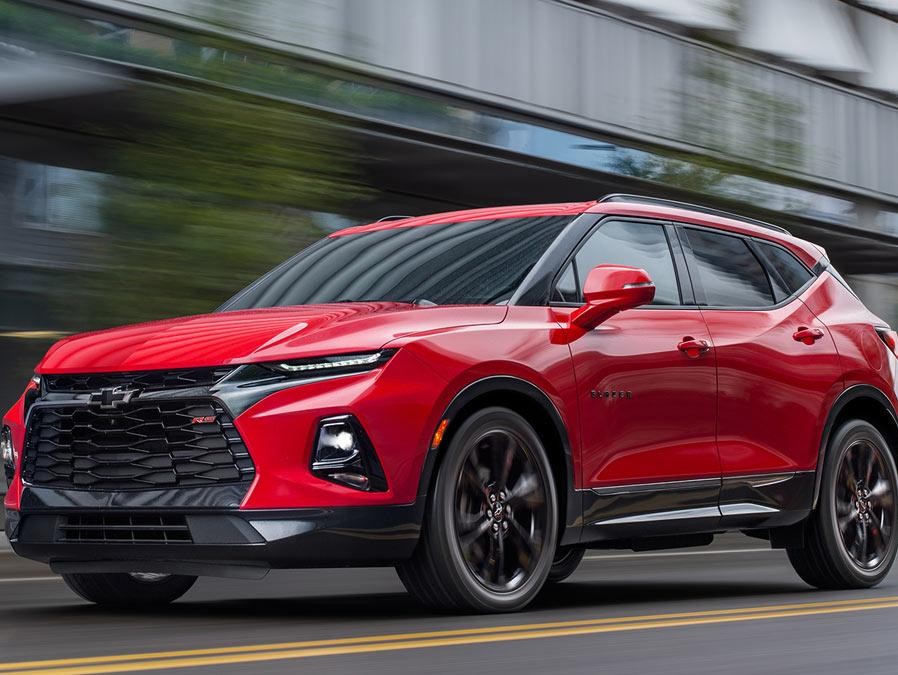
[1,533,897,675]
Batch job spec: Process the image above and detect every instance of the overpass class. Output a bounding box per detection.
[1,0,898,354]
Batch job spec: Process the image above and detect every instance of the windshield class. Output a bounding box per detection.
[221,216,573,310]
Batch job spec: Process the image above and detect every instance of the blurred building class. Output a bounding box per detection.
[2,0,898,403]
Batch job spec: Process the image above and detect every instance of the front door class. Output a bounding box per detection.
[553,218,720,531]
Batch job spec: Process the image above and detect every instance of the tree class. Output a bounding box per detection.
[92,85,366,325]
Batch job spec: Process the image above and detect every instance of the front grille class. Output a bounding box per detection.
[58,513,192,543]
[23,400,255,490]
[43,367,234,393]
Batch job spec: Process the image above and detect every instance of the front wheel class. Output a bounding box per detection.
[398,407,558,612]
[62,572,197,607]
[788,419,898,589]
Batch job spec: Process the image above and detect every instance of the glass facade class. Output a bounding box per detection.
[1,0,894,231]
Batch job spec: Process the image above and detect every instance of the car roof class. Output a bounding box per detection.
[334,198,824,269]
[330,201,597,236]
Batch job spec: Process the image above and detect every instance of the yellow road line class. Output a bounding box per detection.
[2,596,898,674]
[0,331,68,340]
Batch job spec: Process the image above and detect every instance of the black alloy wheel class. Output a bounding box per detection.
[788,419,898,589]
[454,427,552,592]
[397,407,558,612]
[834,437,895,570]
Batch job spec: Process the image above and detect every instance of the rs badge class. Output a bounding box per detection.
[191,416,217,424]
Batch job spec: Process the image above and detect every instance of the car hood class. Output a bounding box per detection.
[38,303,507,373]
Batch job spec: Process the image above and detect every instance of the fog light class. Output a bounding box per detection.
[313,417,361,470]
[311,415,387,491]
[1,426,15,484]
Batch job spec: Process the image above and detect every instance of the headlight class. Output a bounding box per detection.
[267,350,395,377]
[211,350,397,419]
[311,415,386,491]
[1,426,15,484]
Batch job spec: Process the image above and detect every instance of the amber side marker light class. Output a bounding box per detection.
[431,419,450,450]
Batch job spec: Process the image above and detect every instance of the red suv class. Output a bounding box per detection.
[4,195,898,612]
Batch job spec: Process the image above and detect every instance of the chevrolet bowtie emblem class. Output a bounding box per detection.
[89,386,138,410]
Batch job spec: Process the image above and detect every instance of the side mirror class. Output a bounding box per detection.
[569,265,655,330]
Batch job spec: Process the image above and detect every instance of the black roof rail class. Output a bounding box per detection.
[376,215,413,223]
[599,194,792,236]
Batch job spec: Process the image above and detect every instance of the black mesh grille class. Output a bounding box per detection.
[58,513,192,543]
[43,367,234,393]
[23,400,254,490]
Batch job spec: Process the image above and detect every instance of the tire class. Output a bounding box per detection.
[546,545,586,584]
[397,407,558,612]
[62,572,197,607]
[788,419,898,589]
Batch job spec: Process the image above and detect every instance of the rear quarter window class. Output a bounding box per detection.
[754,241,814,300]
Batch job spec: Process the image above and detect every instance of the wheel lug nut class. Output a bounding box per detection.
[499,491,506,501]
[489,494,496,503]
[492,522,499,532]
[502,521,508,530]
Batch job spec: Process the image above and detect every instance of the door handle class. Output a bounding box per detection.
[677,336,712,358]
[793,326,825,345]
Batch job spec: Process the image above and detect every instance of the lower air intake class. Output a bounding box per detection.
[58,513,192,544]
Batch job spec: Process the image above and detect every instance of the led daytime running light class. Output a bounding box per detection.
[275,352,385,373]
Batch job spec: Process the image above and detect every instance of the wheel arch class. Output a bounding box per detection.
[417,376,581,546]
[814,384,898,508]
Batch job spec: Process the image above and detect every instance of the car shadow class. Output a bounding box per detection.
[531,578,814,611]
[5,577,822,625]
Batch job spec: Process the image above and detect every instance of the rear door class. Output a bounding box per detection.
[678,226,843,520]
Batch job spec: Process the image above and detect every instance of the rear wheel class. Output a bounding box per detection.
[397,407,558,612]
[546,545,586,584]
[788,419,898,589]
[62,572,197,607]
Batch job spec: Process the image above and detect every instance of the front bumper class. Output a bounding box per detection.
[6,499,423,578]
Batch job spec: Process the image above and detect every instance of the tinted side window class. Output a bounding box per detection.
[683,229,774,307]
[754,241,813,300]
[556,220,680,305]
